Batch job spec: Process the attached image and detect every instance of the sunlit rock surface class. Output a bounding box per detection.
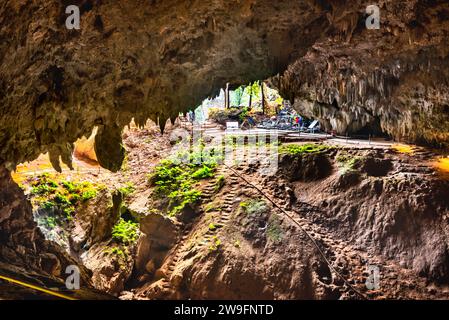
[0,165,93,287]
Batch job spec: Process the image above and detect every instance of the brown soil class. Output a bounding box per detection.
[8,124,449,300]
[124,128,449,300]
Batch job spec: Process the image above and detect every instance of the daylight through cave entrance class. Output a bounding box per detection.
[8,74,449,299]
[2,0,449,302]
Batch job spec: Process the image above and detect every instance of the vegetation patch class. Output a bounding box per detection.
[28,173,100,224]
[208,236,222,251]
[266,215,283,243]
[239,198,268,216]
[214,175,225,192]
[280,143,330,155]
[169,189,202,216]
[112,218,140,245]
[149,148,220,216]
[106,247,126,258]
[118,182,136,198]
[239,107,250,122]
[336,152,363,172]
[42,216,58,229]
[192,165,215,179]
[208,222,217,231]
[121,154,130,172]
[104,246,130,269]
[81,189,97,202]
[204,201,222,213]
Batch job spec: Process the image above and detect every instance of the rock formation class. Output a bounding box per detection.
[280,0,449,146]
[0,165,93,287]
[1,0,448,173]
[0,0,327,171]
[1,0,449,299]
[0,0,326,284]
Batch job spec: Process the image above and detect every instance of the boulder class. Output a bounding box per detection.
[71,190,122,251]
[135,213,178,273]
[81,243,134,296]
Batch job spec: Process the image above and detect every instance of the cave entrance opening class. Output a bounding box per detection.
[351,118,392,141]
[8,78,326,296]
[182,81,318,133]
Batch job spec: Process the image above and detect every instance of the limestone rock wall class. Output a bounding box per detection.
[279,0,449,146]
[0,0,327,170]
[0,165,93,285]
[1,0,449,294]
[1,1,448,171]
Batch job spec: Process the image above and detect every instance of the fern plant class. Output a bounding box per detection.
[112,218,139,245]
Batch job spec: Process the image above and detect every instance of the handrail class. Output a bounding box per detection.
[0,274,77,300]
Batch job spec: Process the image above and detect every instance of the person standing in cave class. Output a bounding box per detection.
[189,110,195,124]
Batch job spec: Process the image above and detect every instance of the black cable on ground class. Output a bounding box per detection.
[223,164,369,300]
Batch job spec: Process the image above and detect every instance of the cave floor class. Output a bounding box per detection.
[7,121,449,300]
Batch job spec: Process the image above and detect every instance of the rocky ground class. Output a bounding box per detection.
[1,0,449,301]
[4,123,449,300]
[129,135,449,300]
